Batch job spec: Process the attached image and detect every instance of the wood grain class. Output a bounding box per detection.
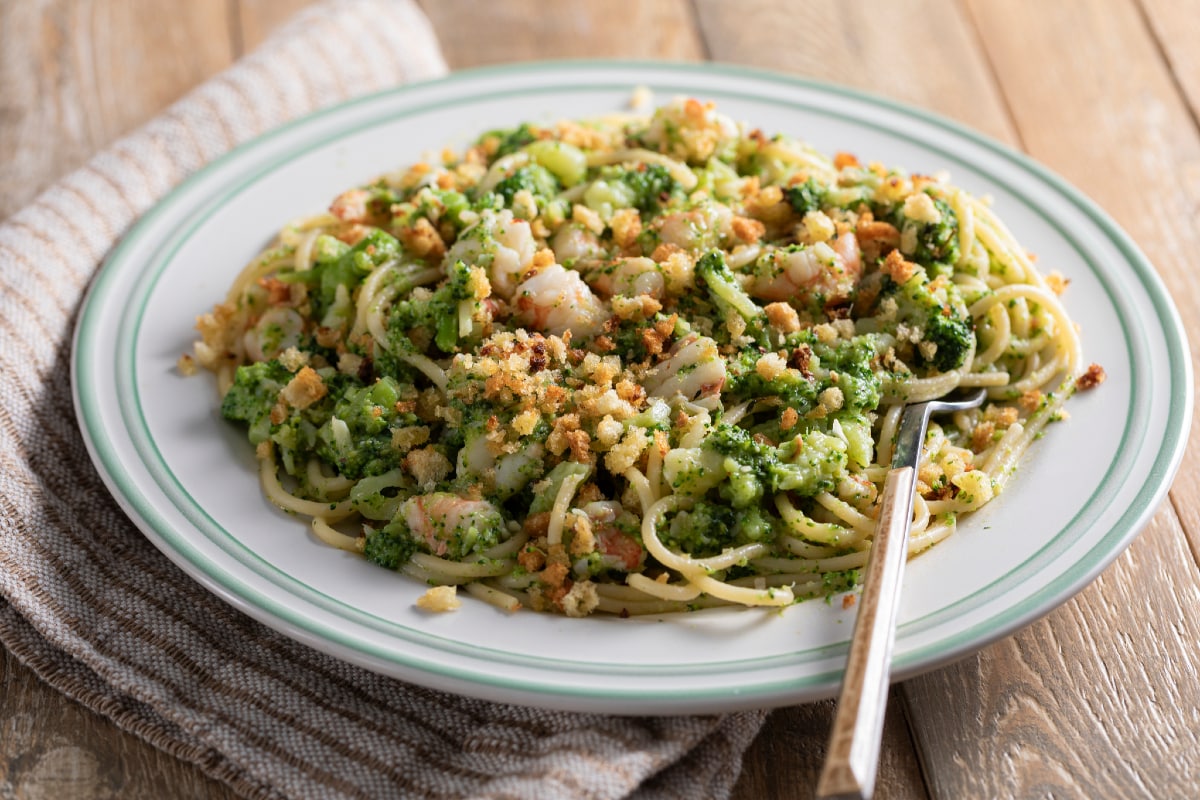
[236,0,316,53]
[1139,0,1200,127]
[416,0,706,68]
[901,0,1200,796]
[735,697,929,800]
[0,0,234,220]
[692,0,1017,144]
[964,0,1200,549]
[0,648,238,800]
[905,511,1200,797]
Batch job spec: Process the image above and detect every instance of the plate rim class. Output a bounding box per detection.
[72,59,1194,711]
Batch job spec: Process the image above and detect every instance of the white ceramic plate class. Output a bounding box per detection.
[73,62,1192,714]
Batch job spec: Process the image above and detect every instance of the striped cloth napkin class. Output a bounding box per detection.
[0,1,767,798]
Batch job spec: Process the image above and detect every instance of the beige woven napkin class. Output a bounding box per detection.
[0,1,768,798]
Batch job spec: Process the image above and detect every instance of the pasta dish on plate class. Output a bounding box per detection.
[188,97,1102,617]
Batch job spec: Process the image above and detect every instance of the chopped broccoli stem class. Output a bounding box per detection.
[696,250,763,324]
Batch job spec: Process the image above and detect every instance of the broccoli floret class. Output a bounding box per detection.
[664,501,737,557]
[581,164,683,219]
[724,347,819,412]
[222,360,359,478]
[482,123,538,160]
[388,260,489,354]
[891,195,960,267]
[884,273,974,373]
[706,423,848,506]
[696,250,764,326]
[220,360,293,443]
[922,305,974,372]
[810,336,884,413]
[771,431,850,495]
[487,164,560,208]
[315,377,416,479]
[279,228,399,322]
[664,502,776,558]
[784,178,827,217]
[363,521,419,570]
[619,163,681,214]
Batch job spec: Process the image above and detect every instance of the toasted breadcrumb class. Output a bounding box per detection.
[755,352,788,381]
[559,579,600,618]
[764,302,802,333]
[416,585,461,612]
[611,208,642,250]
[833,152,860,169]
[571,203,604,235]
[280,367,327,410]
[1046,270,1070,295]
[1018,390,1043,413]
[881,249,918,284]
[177,353,197,376]
[902,192,942,224]
[405,446,452,490]
[1076,363,1106,390]
[277,347,309,373]
[731,216,766,243]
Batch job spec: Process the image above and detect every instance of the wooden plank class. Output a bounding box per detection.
[416,0,705,68]
[0,0,235,220]
[733,696,929,800]
[236,0,317,53]
[905,511,1200,797]
[1139,0,1200,127]
[692,0,1017,145]
[964,0,1200,552]
[0,648,239,799]
[1134,0,1200,544]
[901,0,1200,795]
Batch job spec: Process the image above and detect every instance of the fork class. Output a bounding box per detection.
[816,388,988,800]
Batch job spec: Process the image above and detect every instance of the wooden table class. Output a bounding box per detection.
[3,1,1198,797]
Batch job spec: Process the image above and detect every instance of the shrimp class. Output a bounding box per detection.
[551,223,606,266]
[445,209,536,300]
[243,307,304,362]
[513,263,607,337]
[585,256,665,298]
[457,435,545,500]
[593,525,645,572]
[653,201,733,252]
[745,232,862,309]
[644,333,726,406]
[574,502,645,573]
[329,188,371,223]
[400,492,505,559]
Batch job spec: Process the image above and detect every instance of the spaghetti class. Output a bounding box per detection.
[192,97,1102,616]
